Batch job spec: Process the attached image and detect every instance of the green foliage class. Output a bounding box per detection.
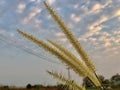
[26,84,32,89]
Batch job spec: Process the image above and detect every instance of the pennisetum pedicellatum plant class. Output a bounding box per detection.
[17,1,105,90]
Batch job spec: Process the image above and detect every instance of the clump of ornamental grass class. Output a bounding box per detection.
[17,1,104,90]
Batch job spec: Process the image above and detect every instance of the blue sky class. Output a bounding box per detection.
[0,0,120,86]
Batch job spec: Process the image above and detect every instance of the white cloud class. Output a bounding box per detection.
[70,14,81,23]
[55,32,68,43]
[29,0,36,2]
[80,16,108,40]
[58,38,67,42]
[115,39,120,43]
[22,7,42,24]
[102,32,111,37]
[47,0,56,5]
[55,32,65,37]
[29,0,41,3]
[105,0,112,5]
[81,25,102,39]
[78,38,87,42]
[92,3,103,11]
[89,37,96,42]
[10,32,15,37]
[95,30,120,52]
[86,0,112,14]
[16,3,26,13]
[113,30,120,35]
[104,42,111,47]
[33,19,41,27]
[98,34,115,43]
[88,16,108,31]
[73,4,79,9]
[112,30,120,44]
[99,36,106,42]
[114,9,120,16]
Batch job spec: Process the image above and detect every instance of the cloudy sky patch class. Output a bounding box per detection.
[0,0,120,86]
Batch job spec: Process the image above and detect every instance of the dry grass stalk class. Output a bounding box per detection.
[47,39,87,76]
[17,30,86,77]
[47,39,100,84]
[17,29,101,87]
[17,1,103,88]
[44,1,96,72]
[44,1,103,87]
[47,70,86,90]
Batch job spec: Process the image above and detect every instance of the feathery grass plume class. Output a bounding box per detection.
[47,70,86,90]
[44,2,102,88]
[17,29,101,87]
[17,30,86,76]
[44,1,95,72]
[47,39,87,76]
[47,39,102,87]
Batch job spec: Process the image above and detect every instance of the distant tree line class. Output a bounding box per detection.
[25,73,120,90]
[26,83,68,90]
[83,73,120,89]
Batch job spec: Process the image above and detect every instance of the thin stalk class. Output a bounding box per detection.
[17,29,100,87]
[44,1,96,72]
[47,39,102,87]
[47,70,86,90]
[43,1,102,88]
[94,72,105,90]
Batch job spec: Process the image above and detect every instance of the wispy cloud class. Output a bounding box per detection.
[70,13,81,23]
[21,7,42,24]
[114,9,120,17]
[58,38,67,42]
[55,32,65,37]
[80,15,108,40]
[16,2,26,14]
[91,3,103,12]
[47,0,56,5]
